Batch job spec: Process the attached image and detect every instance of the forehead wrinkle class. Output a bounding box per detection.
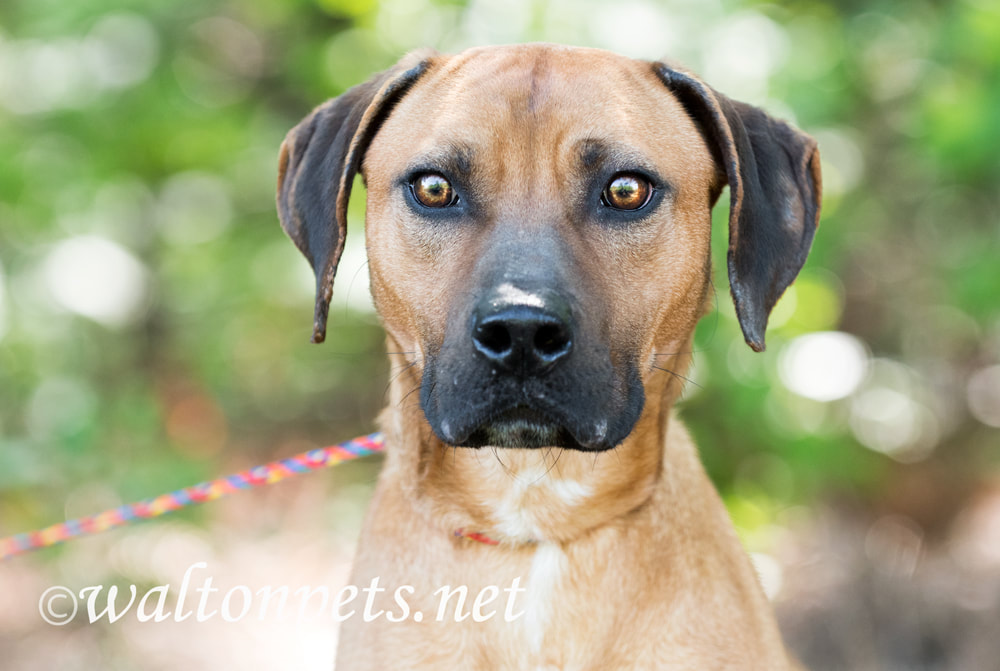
[527,50,553,114]
[573,138,659,175]
[407,141,477,178]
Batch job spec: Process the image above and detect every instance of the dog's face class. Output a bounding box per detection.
[277,44,821,453]
[364,46,717,451]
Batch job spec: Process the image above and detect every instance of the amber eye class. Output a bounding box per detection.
[602,174,652,211]
[411,173,457,208]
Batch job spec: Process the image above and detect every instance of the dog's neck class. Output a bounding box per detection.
[377,341,692,546]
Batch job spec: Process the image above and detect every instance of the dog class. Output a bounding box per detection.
[277,43,821,670]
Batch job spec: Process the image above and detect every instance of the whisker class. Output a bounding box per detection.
[491,446,514,478]
[541,447,565,479]
[388,359,419,378]
[384,360,419,401]
[609,442,623,466]
[341,259,372,320]
[651,364,703,390]
[398,383,422,407]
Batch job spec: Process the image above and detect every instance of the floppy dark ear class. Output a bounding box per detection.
[277,55,432,343]
[653,63,822,352]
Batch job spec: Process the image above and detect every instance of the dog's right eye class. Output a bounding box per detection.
[601,173,653,211]
[410,173,458,208]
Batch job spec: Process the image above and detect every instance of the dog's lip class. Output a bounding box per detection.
[489,404,552,425]
[449,404,594,450]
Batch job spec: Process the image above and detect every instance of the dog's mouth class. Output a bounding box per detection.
[458,405,588,450]
[421,347,645,453]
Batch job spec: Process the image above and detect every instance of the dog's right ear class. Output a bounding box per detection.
[277,53,433,343]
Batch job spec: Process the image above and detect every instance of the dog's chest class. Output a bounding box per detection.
[490,466,594,542]
[520,541,567,655]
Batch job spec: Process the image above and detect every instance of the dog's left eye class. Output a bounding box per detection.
[601,173,653,211]
[411,173,458,208]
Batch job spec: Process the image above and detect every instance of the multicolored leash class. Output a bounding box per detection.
[0,433,385,561]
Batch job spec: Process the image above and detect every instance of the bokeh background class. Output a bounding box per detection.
[1,0,998,668]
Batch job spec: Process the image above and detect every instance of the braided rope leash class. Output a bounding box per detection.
[0,433,385,561]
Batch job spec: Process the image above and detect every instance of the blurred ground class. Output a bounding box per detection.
[776,494,1000,671]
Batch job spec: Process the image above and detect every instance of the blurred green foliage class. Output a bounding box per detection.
[0,0,998,546]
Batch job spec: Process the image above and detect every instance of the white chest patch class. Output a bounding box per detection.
[548,478,591,507]
[490,467,593,542]
[523,542,567,654]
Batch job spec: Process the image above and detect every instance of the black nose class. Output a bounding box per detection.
[472,301,574,375]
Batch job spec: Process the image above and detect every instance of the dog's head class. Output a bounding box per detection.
[277,44,821,452]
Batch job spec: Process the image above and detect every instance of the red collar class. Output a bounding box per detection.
[453,528,500,545]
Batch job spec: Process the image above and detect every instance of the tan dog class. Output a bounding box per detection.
[277,44,820,670]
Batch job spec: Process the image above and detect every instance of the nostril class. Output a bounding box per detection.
[534,323,571,359]
[472,301,574,372]
[475,321,513,357]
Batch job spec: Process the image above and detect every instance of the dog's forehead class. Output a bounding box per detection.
[427,44,649,109]
[374,44,708,173]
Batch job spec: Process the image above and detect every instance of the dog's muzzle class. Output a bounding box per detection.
[419,282,645,452]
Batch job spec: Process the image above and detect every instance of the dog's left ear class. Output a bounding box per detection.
[277,52,433,343]
[653,64,822,352]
